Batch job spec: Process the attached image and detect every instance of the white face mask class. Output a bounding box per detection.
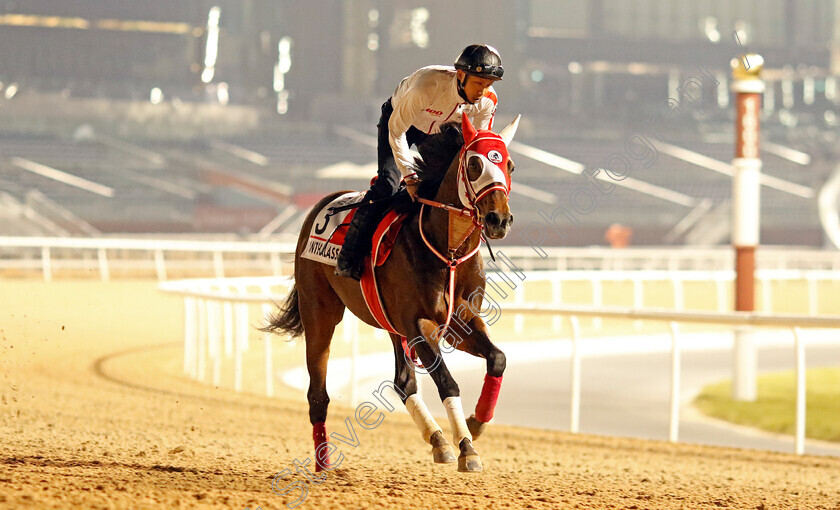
[457,137,511,209]
[456,112,519,210]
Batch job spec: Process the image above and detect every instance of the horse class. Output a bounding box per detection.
[263,112,520,473]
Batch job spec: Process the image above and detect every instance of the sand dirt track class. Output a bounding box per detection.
[2,281,840,509]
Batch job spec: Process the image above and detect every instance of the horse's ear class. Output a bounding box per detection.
[499,114,521,146]
[461,112,477,145]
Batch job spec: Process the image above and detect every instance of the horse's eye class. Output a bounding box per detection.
[468,156,483,180]
[507,160,515,174]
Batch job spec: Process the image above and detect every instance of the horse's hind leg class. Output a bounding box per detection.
[389,333,456,464]
[298,267,345,471]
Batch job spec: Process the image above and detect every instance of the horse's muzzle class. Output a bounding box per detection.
[484,211,513,239]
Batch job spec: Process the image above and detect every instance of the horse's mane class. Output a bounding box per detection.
[413,124,464,196]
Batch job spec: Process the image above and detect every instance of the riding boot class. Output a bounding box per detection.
[334,205,379,281]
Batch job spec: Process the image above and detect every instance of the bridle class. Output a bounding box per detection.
[456,133,511,219]
[416,130,512,235]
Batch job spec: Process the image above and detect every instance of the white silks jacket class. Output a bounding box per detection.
[388,65,498,179]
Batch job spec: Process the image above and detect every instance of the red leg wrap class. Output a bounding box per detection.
[475,374,503,422]
[313,422,329,472]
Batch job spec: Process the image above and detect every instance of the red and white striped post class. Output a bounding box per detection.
[731,54,764,401]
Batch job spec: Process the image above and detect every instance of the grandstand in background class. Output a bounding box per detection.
[1,0,839,247]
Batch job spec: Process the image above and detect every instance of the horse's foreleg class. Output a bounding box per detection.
[389,333,455,464]
[412,318,481,472]
[452,314,506,441]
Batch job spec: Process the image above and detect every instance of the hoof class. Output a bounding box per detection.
[457,437,482,473]
[430,430,456,464]
[466,414,488,441]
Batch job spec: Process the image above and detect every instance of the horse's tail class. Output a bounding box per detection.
[261,280,304,339]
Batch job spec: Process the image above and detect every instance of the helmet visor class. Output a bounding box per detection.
[459,64,503,80]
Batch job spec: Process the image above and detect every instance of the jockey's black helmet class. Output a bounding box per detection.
[454,44,504,80]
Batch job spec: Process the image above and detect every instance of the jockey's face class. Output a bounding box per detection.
[457,71,496,103]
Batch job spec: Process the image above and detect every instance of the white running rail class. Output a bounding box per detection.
[159,272,840,456]
[0,236,297,281]
[2,237,840,280]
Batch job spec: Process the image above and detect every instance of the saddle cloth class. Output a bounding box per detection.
[301,192,364,265]
[301,191,408,270]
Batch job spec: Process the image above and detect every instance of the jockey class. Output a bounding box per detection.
[335,44,504,280]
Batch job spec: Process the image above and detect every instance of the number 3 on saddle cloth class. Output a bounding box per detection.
[301,191,418,363]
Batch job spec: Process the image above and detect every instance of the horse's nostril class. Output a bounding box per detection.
[486,212,500,227]
[508,214,514,226]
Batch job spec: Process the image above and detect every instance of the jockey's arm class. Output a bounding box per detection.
[388,85,428,180]
[470,88,498,131]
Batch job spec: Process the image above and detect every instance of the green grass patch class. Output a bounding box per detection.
[694,367,840,442]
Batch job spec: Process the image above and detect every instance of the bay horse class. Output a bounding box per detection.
[263,112,519,472]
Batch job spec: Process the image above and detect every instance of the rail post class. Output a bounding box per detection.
[97,248,110,281]
[183,297,197,376]
[197,298,207,381]
[234,301,249,392]
[632,275,643,330]
[214,251,225,278]
[208,299,222,387]
[552,277,563,332]
[42,246,52,282]
[154,249,167,281]
[224,298,234,357]
[668,321,682,443]
[793,327,806,455]
[569,315,581,434]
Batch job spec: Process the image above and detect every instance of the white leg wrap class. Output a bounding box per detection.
[443,396,472,446]
[405,394,442,444]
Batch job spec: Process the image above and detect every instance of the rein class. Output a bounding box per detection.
[415,197,478,221]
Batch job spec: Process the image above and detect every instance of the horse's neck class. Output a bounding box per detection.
[422,155,481,258]
[434,156,462,206]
